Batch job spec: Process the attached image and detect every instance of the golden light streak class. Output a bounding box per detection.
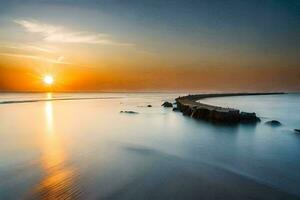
[28,93,80,199]
[45,93,53,134]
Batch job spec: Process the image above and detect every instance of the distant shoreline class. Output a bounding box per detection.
[0,91,298,94]
[0,92,286,105]
[0,97,123,105]
[175,92,285,124]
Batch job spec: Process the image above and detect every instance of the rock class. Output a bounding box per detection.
[120,111,138,114]
[265,120,282,127]
[147,105,152,107]
[172,107,179,111]
[240,112,260,123]
[161,101,173,107]
[294,129,300,133]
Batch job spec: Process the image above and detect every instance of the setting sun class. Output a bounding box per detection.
[43,75,54,85]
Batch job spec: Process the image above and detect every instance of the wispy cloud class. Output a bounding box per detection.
[0,52,71,65]
[1,43,56,53]
[14,19,134,46]
[0,42,68,64]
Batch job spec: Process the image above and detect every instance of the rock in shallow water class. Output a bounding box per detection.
[161,101,173,107]
[240,112,261,123]
[265,120,282,127]
[172,107,179,111]
[147,105,152,107]
[294,129,300,133]
[120,111,138,114]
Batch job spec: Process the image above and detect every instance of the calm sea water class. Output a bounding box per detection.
[0,93,299,200]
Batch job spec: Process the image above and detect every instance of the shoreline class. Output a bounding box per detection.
[0,97,123,105]
[175,92,285,124]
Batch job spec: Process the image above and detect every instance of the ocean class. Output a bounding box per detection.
[0,93,299,199]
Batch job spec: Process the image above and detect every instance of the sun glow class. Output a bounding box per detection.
[44,75,54,85]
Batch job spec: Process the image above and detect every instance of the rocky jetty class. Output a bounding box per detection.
[174,93,283,124]
[162,101,173,107]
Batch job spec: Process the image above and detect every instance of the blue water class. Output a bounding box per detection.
[0,93,299,199]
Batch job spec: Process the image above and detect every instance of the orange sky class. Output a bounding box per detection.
[0,1,299,92]
[1,59,300,92]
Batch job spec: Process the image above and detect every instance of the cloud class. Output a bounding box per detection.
[0,52,71,65]
[1,43,56,53]
[14,19,134,46]
[0,42,67,64]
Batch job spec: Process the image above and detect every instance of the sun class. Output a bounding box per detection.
[43,75,54,85]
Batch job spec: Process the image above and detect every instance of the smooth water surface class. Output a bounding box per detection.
[0,93,300,199]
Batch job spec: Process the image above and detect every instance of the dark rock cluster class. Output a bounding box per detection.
[161,101,173,108]
[172,107,179,111]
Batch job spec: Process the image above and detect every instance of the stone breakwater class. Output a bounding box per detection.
[175,93,284,124]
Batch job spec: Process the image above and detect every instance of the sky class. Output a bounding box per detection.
[0,0,299,92]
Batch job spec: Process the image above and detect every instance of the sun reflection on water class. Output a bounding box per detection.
[29,93,80,199]
[45,93,53,135]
